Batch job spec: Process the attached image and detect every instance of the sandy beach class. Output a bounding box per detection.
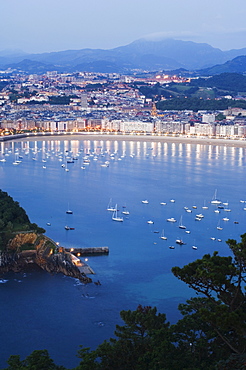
[8,132,246,148]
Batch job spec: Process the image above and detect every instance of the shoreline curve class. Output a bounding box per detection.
[2,132,246,148]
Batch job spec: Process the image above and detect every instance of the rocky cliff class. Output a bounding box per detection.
[0,233,92,283]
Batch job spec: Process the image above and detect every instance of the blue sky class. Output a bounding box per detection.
[1,0,246,53]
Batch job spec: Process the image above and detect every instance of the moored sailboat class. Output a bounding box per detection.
[112,205,123,222]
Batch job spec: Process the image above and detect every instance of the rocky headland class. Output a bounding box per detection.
[0,232,92,283]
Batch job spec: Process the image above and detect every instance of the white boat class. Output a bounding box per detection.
[147,220,154,224]
[166,217,177,223]
[192,246,198,250]
[66,208,73,215]
[202,201,208,210]
[185,230,191,234]
[195,216,202,221]
[214,209,220,213]
[178,216,186,229]
[13,153,22,165]
[160,202,167,205]
[196,213,204,218]
[192,205,197,209]
[211,189,222,205]
[170,199,175,203]
[216,221,223,230]
[107,199,117,212]
[222,217,229,221]
[186,209,192,213]
[142,200,149,204]
[176,239,185,245]
[160,229,167,240]
[122,208,130,215]
[112,205,123,222]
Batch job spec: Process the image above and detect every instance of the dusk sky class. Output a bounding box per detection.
[1,0,246,54]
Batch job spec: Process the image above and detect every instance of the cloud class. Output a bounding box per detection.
[141,31,197,41]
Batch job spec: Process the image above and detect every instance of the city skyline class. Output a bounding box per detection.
[1,0,246,54]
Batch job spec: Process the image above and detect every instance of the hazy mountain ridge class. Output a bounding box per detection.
[199,56,246,75]
[1,38,246,74]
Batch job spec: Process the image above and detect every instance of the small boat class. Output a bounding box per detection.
[195,217,202,221]
[160,229,167,240]
[169,246,175,249]
[176,239,185,245]
[166,217,176,223]
[122,205,130,215]
[217,239,222,242]
[186,209,192,213]
[112,205,123,222]
[46,222,51,226]
[66,204,73,214]
[211,237,216,240]
[178,216,186,229]
[216,221,223,230]
[214,209,220,214]
[185,230,191,234]
[196,213,204,218]
[107,199,117,212]
[211,189,222,205]
[202,201,208,210]
[147,220,154,224]
[234,221,239,224]
[222,217,229,221]
[160,202,167,205]
[170,199,175,203]
[142,200,149,204]
[192,205,197,209]
[224,208,231,212]
[65,226,75,230]
[192,246,197,250]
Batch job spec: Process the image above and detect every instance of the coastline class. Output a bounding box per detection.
[2,132,246,148]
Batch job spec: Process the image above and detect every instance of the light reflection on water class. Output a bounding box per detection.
[0,138,246,368]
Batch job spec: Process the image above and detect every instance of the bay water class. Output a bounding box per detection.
[0,137,246,368]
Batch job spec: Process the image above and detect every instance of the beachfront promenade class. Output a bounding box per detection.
[1,131,246,148]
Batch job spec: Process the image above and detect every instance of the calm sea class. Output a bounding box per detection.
[0,137,246,368]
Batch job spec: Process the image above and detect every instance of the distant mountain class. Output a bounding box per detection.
[1,38,246,74]
[6,59,59,74]
[198,56,246,75]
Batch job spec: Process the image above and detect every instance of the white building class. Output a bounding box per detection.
[202,114,216,124]
[120,121,154,133]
